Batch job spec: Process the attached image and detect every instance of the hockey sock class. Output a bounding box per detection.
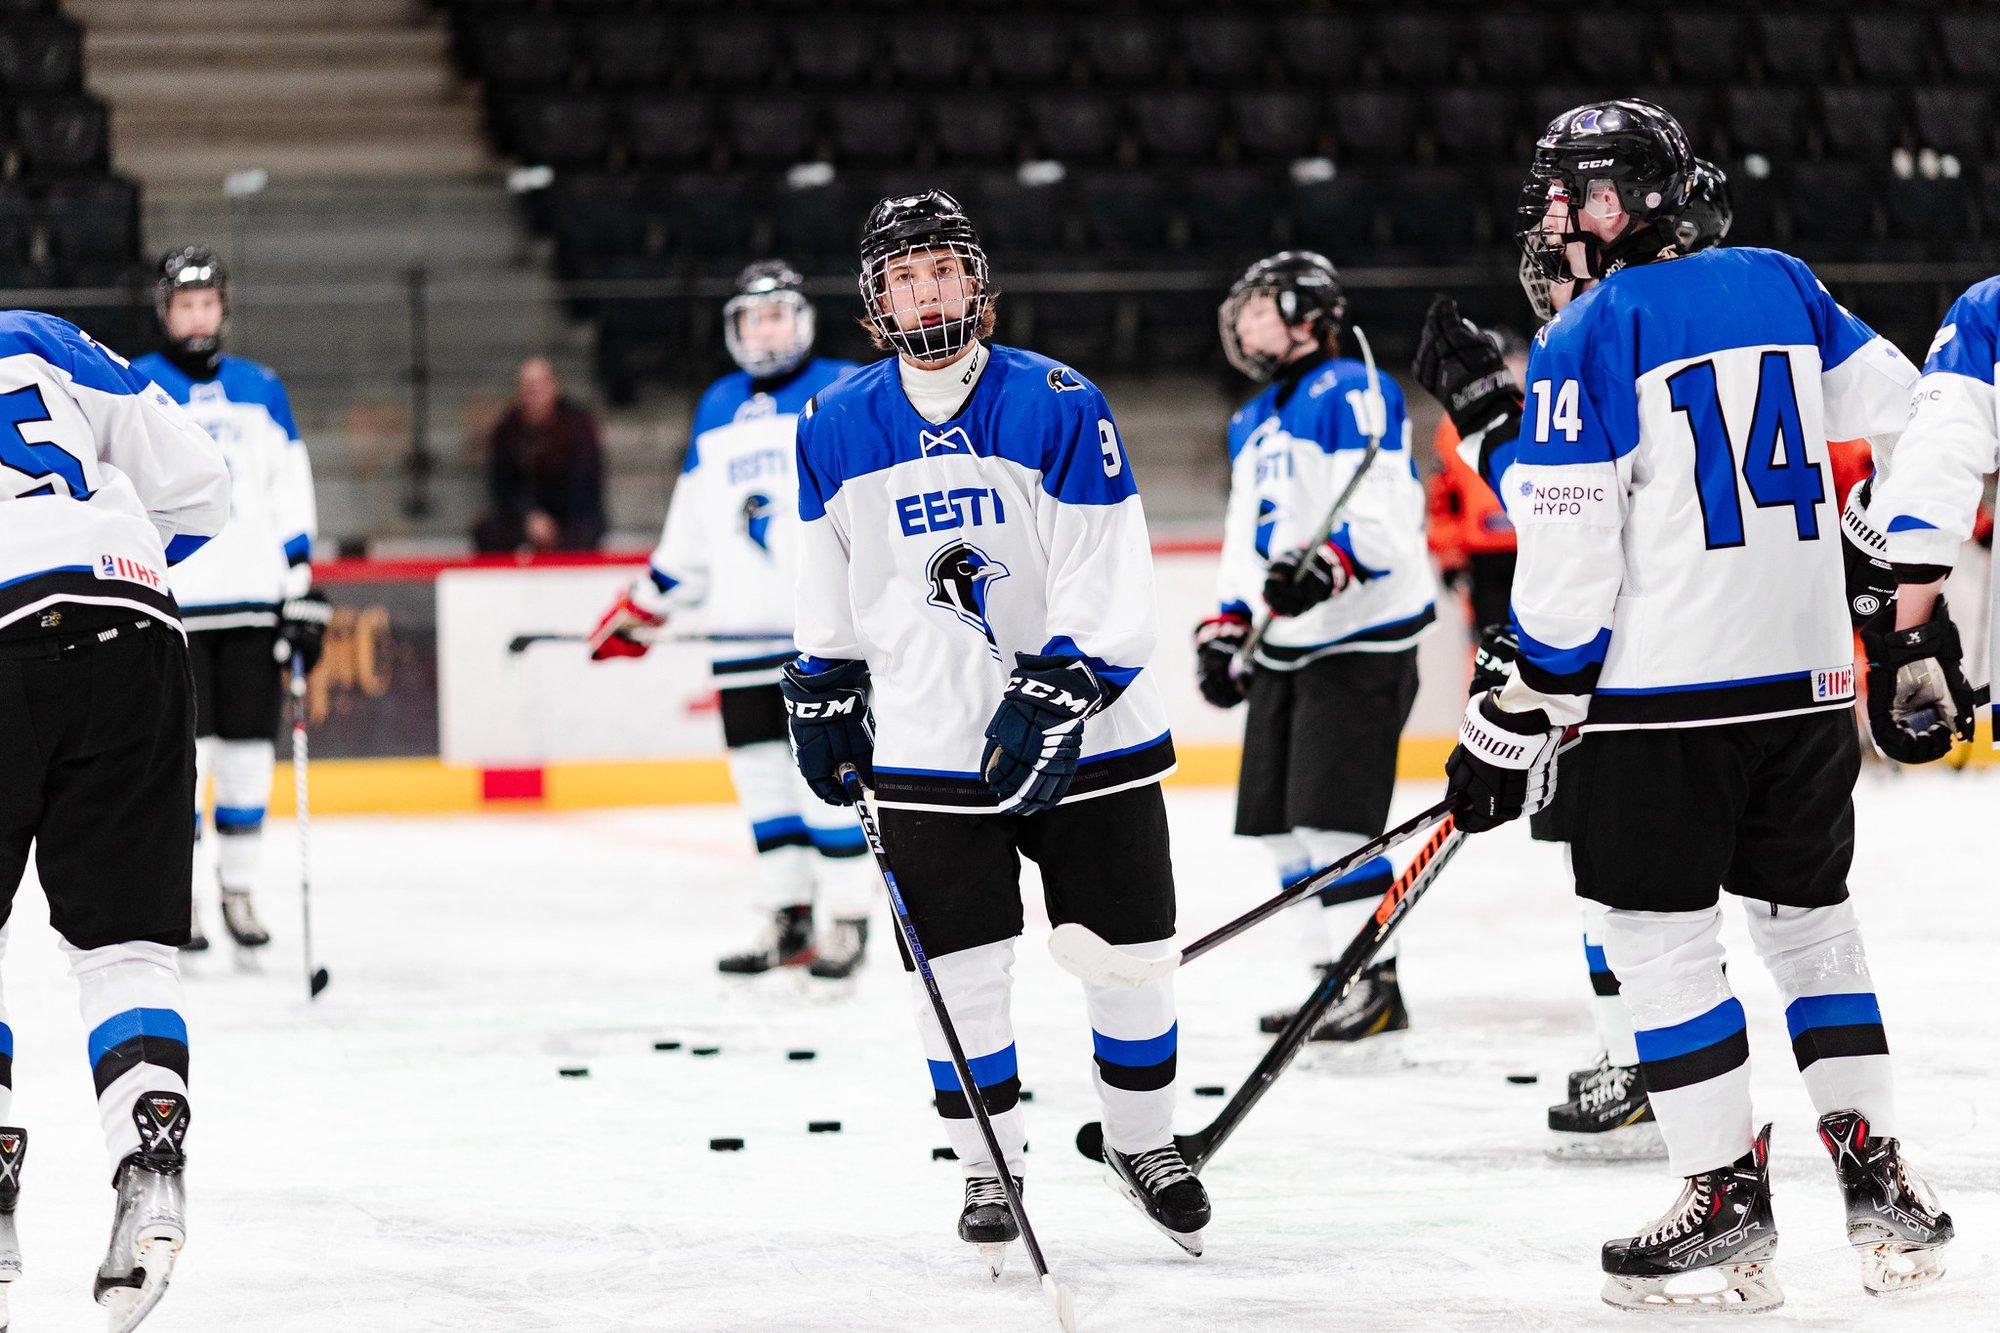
[799,768,874,922]
[1602,906,1752,1177]
[1298,827,1398,965]
[1747,899,1895,1136]
[68,941,188,1176]
[1083,938,1178,1156]
[0,925,11,1122]
[910,939,1024,1179]
[727,740,815,910]
[212,739,274,894]
[1579,894,1640,1068]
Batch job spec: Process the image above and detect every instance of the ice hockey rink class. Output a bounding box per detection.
[0,772,1990,1331]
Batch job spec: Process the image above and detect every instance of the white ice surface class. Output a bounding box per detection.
[1,771,1994,1330]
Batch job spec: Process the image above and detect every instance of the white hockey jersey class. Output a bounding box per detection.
[1497,246,1918,730]
[0,312,227,636]
[642,357,854,688]
[1867,273,2000,735]
[131,353,315,630]
[1218,355,1435,665]
[793,344,1174,814]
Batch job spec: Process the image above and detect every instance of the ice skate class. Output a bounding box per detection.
[181,900,208,954]
[1548,1061,1667,1161]
[807,918,868,980]
[1258,960,1409,1049]
[219,890,270,949]
[717,905,814,975]
[957,1175,1020,1279]
[1103,1142,1209,1257]
[94,1094,187,1333]
[0,1128,23,1329]
[1817,1110,1951,1295]
[1600,1123,1781,1314]
[1567,1051,1610,1100]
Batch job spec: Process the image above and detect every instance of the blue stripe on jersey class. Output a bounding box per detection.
[86,1008,187,1068]
[930,1043,1018,1092]
[1512,625,1611,677]
[751,815,809,846]
[1596,669,1809,696]
[1886,515,1938,533]
[163,534,210,565]
[1040,634,1141,689]
[1261,605,1437,656]
[876,729,1171,780]
[713,648,797,670]
[0,312,150,397]
[1785,992,1882,1039]
[1091,1024,1176,1068]
[282,533,310,565]
[0,1022,11,1059]
[1219,598,1252,620]
[1327,522,1389,580]
[213,805,265,830]
[1634,997,1746,1064]
[0,563,91,589]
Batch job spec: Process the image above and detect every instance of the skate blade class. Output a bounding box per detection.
[1858,1240,1946,1295]
[1600,1259,1783,1315]
[1300,1029,1413,1072]
[1101,1162,1204,1257]
[977,1241,1008,1280]
[99,1237,179,1333]
[1547,1121,1668,1162]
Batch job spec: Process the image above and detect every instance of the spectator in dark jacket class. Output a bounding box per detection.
[473,357,606,552]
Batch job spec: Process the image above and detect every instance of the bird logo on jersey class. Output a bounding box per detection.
[1047,366,1085,393]
[1254,498,1279,561]
[741,492,774,553]
[925,540,1010,655]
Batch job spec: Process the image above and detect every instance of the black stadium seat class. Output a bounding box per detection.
[16,96,106,174]
[547,174,648,264]
[981,17,1073,86]
[1663,12,1748,84]
[1273,12,1365,85]
[1817,88,1901,158]
[1787,161,1879,260]
[1471,12,1555,83]
[974,171,1068,259]
[1430,88,1518,161]
[506,92,611,167]
[1026,92,1122,164]
[1939,14,2000,82]
[1756,13,1839,84]
[1884,173,1974,259]
[661,173,758,259]
[1571,13,1656,84]
[1848,14,1931,85]
[582,15,673,88]
[1910,88,1991,158]
[0,18,82,94]
[1330,89,1416,163]
[1179,167,1277,254]
[831,96,918,165]
[41,175,138,267]
[723,95,816,165]
[787,21,876,88]
[473,16,574,89]
[1080,170,1171,252]
[931,97,1021,165]
[1291,169,1383,263]
[690,22,777,87]
[622,93,712,167]
[1230,90,1321,163]
[1131,91,1222,163]
[887,27,973,84]
[1721,87,1804,156]
[1178,14,1266,86]
[769,176,857,266]
[1372,13,1458,85]
[1080,15,1171,87]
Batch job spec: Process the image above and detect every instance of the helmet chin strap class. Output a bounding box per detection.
[162,334,220,381]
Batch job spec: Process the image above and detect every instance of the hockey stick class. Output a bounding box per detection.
[1049,795,1454,989]
[1075,822,1465,1171]
[839,766,1077,1332]
[289,655,329,1000]
[507,629,792,655]
[1231,323,1387,680]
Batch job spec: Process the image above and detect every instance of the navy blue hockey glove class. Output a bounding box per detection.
[1193,608,1251,709]
[1864,603,1977,765]
[1444,693,1563,833]
[1412,295,1523,445]
[276,590,332,673]
[780,658,875,806]
[1468,622,1518,699]
[981,653,1109,815]
[1263,541,1355,618]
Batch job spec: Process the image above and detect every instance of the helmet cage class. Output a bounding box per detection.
[860,237,991,363]
[723,288,815,379]
[1216,253,1348,383]
[154,248,229,354]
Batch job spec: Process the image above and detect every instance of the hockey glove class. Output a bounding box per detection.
[1468,622,1519,699]
[275,590,332,673]
[1412,295,1523,445]
[1263,541,1355,618]
[587,586,665,661]
[1863,604,1977,764]
[981,653,1109,815]
[779,658,875,805]
[1444,692,1563,833]
[1839,480,1898,636]
[1193,608,1251,709]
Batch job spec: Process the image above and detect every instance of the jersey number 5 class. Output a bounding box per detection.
[1666,351,1822,550]
[0,383,91,500]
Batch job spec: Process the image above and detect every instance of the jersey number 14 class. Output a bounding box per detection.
[1666,350,1823,549]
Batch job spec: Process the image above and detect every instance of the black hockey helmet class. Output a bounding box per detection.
[1517,99,1695,287]
[154,245,229,366]
[1217,250,1349,383]
[857,189,991,363]
[724,258,815,380]
[1673,158,1733,254]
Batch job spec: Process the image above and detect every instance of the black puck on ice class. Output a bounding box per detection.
[709,1137,745,1152]
[787,1049,816,1061]
[691,1046,720,1057]
[1018,1088,1034,1102]
[932,1146,957,1161]
[809,1121,842,1134]
[653,1040,681,1052]
[1194,1085,1225,1097]
[558,1067,589,1078]
[1506,1073,1540,1085]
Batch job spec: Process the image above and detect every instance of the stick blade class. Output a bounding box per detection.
[505,635,534,655]
[1042,1274,1077,1332]
[1047,923,1174,989]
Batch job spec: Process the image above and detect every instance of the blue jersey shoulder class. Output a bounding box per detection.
[1288,357,1404,453]
[0,311,147,397]
[1927,276,2000,385]
[1226,385,1279,463]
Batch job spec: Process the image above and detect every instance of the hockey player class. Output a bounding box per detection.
[133,248,324,955]
[587,261,874,978]
[1195,252,1434,1045]
[0,308,227,1328]
[781,191,1211,1259]
[1444,100,1950,1309]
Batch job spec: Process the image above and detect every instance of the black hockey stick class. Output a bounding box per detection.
[289,655,329,1000]
[839,766,1076,1332]
[1076,821,1465,1171]
[506,629,791,655]
[1049,795,1454,988]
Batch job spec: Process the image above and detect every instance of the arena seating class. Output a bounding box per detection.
[434,0,1995,390]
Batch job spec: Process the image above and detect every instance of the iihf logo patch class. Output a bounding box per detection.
[740,492,774,553]
[925,539,1009,657]
[919,426,972,456]
[96,554,162,590]
[1813,665,1856,703]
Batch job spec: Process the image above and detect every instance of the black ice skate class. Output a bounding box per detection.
[1567,1051,1609,1100]
[1258,961,1409,1045]
[716,905,814,975]
[219,890,270,949]
[1818,1109,1952,1295]
[808,918,868,980]
[1548,1061,1666,1161]
[1103,1142,1210,1257]
[0,1126,24,1324]
[95,1094,187,1333]
[181,901,208,954]
[1600,1123,1781,1314]
[958,1175,1022,1279]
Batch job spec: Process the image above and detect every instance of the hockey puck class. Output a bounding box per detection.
[709,1137,745,1152]
[691,1046,720,1057]
[932,1146,957,1161]
[558,1067,589,1078]
[1018,1088,1034,1102]
[1506,1073,1540,1085]
[652,1040,681,1052]
[809,1121,841,1134]
[787,1049,816,1061]
[1193,1085,1225,1097]
[1075,1122,1105,1163]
